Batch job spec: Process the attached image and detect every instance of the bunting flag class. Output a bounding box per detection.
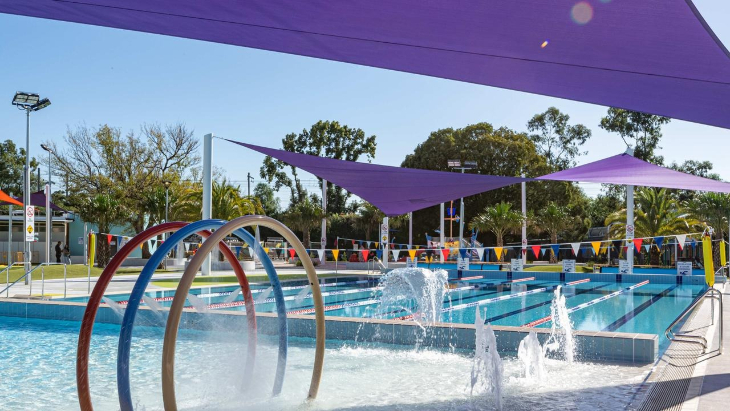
[366,241,371,248]
[264,247,270,253]
[476,248,485,261]
[458,248,468,259]
[375,242,379,248]
[407,249,417,260]
[531,245,541,258]
[591,242,601,255]
[494,247,504,260]
[721,241,727,267]
[702,235,714,287]
[316,249,325,263]
[643,244,651,252]
[633,238,644,252]
[570,243,580,256]
[415,245,420,250]
[407,244,412,250]
[248,247,254,257]
[117,235,123,246]
[184,243,190,251]
[691,238,697,249]
[654,236,664,249]
[391,249,401,261]
[234,246,242,258]
[376,249,383,259]
[351,240,356,246]
[675,234,686,250]
[361,250,370,260]
[288,248,296,259]
[551,244,560,256]
[332,249,340,260]
[107,234,113,244]
[441,249,450,260]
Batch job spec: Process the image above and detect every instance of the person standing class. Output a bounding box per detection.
[62,244,71,265]
[55,241,62,263]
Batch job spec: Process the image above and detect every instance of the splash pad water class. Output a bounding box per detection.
[75,216,325,411]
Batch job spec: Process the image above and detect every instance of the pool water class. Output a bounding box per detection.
[77,276,705,348]
[0,316,651,410]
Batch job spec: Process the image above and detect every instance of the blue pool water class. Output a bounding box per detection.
[67,275,705,349]
[0,315,651,410]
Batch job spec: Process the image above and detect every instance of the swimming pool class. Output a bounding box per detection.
[69,273,705,349]
[0,315,651,410]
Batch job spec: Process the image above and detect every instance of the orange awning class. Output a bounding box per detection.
[0,189,23,207]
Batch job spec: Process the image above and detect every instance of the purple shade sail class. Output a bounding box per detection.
[1,1,728,129]
[538,153,730,193]
[226,140,529,216]
[0,190,67,212]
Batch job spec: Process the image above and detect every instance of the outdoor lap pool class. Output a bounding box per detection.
[66,272,706,351]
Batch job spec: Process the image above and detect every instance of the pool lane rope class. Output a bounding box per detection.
[77,222,254,411]
[116,220,277,411]
[161,216,326,410]
[523,280,650,327]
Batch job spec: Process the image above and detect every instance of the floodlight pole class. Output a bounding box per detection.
[202,133,213,275]
[23,109,31,284]
[459,167,465,247]
[625,147,635,274]
[41,144,53,265]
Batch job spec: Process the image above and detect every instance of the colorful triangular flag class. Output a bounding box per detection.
[494,247,504,260]
[551,244,560,256]
[570,243,580,256]
[591,241,601,255]
[654,236,664,249]
[407,249,417,260]
[288,248,296,259]
[332,249,340,260]
[675,234,686,250]
[458,248,468,259]
[317,249,325,263]
[531,245,541,258]
[361,250,370,260]
[476,248,485,261]
[633,238,643,252]
[442,249,450,260]
[391,249,401,261]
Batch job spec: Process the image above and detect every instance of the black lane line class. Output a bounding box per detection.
[482,283,613,324]
[602,285,677,332]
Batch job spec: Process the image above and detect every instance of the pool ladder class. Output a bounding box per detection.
[664,281,723,354]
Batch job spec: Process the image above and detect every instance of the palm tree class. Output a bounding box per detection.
[282,196,325,248]
[605,188,698,264]
[532,202,577,263]
[469,201,523,261]
[687,192,730,239]
[173,178,263,221]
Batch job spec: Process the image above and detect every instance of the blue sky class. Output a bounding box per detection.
[1,1,729,205]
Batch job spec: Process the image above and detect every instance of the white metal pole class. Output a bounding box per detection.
[45,184,51,264]
[383,216,389,269]
[321,178,327,252]
[408,212,413,249]
[521,174,527,265]
[626,185,634,274]
[440,203,445,261]
[459,169,465,247]
[83,223,88,265]
[202,133,213,276]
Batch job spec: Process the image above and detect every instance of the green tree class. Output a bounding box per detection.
[526,107,591,170]
[0,139,40,197]
[687,192,730,240]
[282,196,325,248]
[598,108,671,164]
[260,120,376,211]
[606,188,698,264]
[253,182,281,217]
[469,202,523,261]
[668,160,721,202]
[173,178,263,222]
[532,202,577,263]
[401,122,586,245]
[48,123,200,257]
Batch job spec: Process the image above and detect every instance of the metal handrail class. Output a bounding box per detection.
[1,262,25,297]
[665,286,723,354]
[0,262,67,298]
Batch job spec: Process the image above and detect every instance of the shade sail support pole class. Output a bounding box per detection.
[202,133,213,276]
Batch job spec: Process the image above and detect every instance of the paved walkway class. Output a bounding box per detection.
[694,282,729,411]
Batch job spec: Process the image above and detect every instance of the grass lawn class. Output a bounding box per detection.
[0,264,146,283]
[151,272,353,289]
